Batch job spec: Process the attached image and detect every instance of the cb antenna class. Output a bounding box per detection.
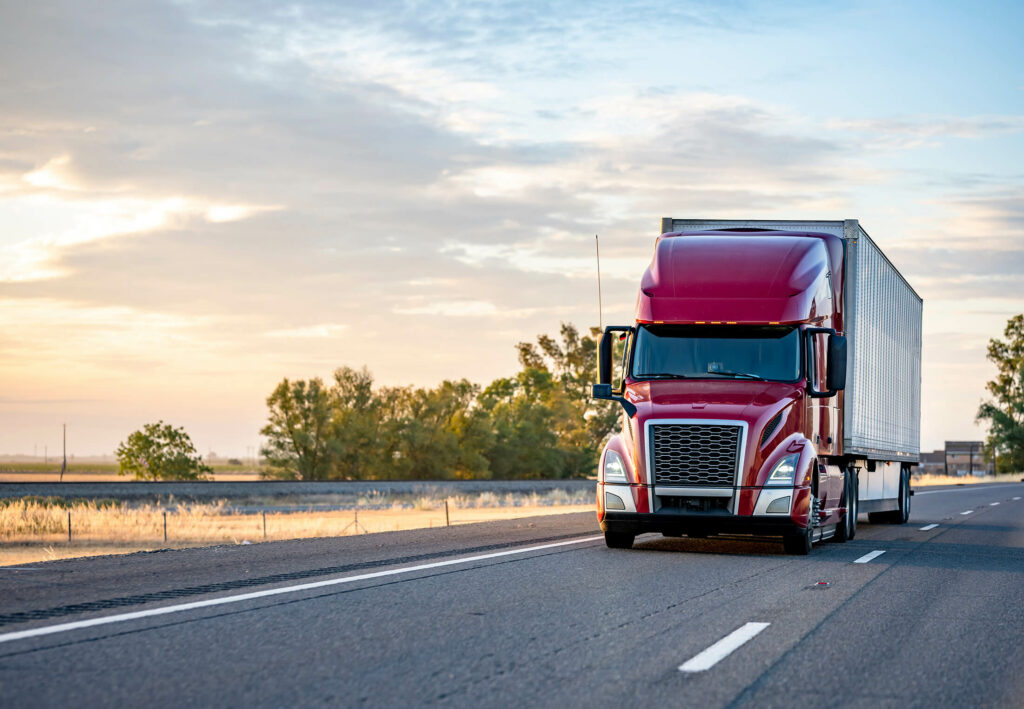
[595,234,603,330]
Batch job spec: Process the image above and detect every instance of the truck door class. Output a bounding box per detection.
[807,331,842,512]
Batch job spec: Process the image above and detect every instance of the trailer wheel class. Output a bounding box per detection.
[604,531,635,549]
[849,470,859,539]
[782,526,812,555]
[833,469,857,543]
[895,466,911,524]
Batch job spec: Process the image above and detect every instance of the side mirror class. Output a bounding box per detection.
[593,326,636,418]
[598,331,613,385]
[826,335,847,391]
[805,326,842,398]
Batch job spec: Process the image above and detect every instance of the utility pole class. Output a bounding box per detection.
[60,424,67,482]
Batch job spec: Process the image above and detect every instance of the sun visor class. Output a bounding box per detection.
[634,233,830,325]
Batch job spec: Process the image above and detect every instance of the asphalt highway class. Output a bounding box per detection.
[1,482,1022,708]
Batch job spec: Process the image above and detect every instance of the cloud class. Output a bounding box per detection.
[829,115,1024,147]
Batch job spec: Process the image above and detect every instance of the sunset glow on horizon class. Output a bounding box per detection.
[1,1,1022,456]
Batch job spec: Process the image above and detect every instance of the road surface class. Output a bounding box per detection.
[1,482,1022,708]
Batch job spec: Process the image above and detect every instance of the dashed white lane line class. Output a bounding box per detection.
[920,524,939,531]
[0,535,604,645]
[960,510,974,515]
[990,502,1000,506]
[1014,497,1022,501]
[679,622,771,673]
[853,550,886,564]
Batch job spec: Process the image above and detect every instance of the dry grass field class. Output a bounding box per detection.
[0,471,262,482]
[913,472,1022,487]
[0,463,261,482]
[0,491,595,566]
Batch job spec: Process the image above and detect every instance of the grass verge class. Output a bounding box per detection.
[0,490,596,566]
[912,472,1022,487]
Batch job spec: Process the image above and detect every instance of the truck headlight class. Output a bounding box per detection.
[766,454,799,486]
[602,450,628,483]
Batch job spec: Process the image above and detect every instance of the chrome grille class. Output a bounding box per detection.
[650,423,742,486]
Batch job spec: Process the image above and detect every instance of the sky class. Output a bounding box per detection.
[0,0,1022,457]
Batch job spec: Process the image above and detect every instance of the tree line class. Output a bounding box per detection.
[258,324,622,480]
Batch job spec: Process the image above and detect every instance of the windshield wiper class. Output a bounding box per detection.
[637,372,688,379]
[705,369,765,380]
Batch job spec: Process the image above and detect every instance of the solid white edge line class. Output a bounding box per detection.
[853,550,886,564]
[0,535,604,645]
[919,524,939,531]
[960,510,973,515]
[678,622,770,673]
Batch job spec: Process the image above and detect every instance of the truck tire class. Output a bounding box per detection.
[895,466,911,524]
[783,526,812,555]
[604,531,635,549]
[832,469,857,543]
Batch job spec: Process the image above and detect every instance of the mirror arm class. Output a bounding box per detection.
[592,384,637,418]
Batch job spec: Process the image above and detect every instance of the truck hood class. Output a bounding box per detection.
[625,379,802,419]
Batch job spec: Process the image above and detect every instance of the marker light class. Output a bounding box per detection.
[605,492,626,510]
[602,450,628,483]
[767,454,799,486]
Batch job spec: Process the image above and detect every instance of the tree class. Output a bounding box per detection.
[116,421,213,481]
[261,378,338,480]
[977,314,1024,472]
[514,323,622,477]
[331,366,390,480]
[478,370,564,478]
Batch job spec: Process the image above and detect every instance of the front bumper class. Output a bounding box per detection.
[600,511,804,537]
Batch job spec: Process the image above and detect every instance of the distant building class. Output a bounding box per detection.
[915,441,994,477]
[918,450,945,476]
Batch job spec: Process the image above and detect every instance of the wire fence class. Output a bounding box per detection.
[0,491,596,551]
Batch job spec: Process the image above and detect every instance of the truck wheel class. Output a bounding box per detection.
[895,467,911,524]
[833,469,857,543]
[848,471,858,539]
[783,526,812,555]
[604,531,635,549]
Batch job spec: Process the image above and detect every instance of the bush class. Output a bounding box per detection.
[116,421,213,481]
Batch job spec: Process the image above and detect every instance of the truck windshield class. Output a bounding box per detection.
[632,325,801,382]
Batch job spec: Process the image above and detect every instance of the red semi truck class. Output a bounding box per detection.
[593,219,922,554]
